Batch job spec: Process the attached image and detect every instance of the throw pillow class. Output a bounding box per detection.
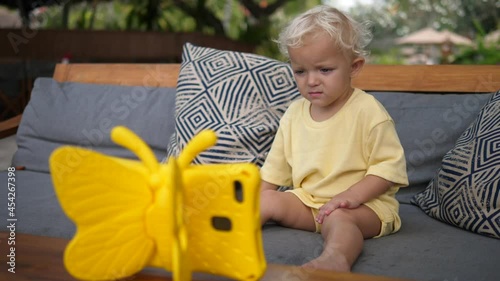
[412,90,500,239]
[167,43,300,166]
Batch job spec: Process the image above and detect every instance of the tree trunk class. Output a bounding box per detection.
[62,2,71,29]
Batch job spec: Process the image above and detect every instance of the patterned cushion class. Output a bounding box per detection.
[167,43,300,166]
[412,90,500,239]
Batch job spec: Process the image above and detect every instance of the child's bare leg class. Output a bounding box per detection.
[303,205,381,272]
[260,190,316,231]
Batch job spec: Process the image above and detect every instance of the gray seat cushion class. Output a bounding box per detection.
[357,204,500,281]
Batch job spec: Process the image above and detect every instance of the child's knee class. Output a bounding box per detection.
[328,208,357,222]
[323,206,382,238]
[320,208,363,234]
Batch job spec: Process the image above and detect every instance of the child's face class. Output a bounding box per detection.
[288,32,364,119]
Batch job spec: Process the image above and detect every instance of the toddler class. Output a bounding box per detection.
[260,5,409,272]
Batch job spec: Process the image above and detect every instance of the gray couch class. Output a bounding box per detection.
[1,77,499,281]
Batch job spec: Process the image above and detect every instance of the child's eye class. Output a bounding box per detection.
[320,68,333,73]
[294,70,305,75]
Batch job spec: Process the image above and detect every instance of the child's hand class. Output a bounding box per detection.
[315,176,392,224]
[315,192,361,224]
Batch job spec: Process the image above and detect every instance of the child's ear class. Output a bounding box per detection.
[350,57,365,78]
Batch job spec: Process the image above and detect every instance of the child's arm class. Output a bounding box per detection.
[261,180,279,192]
[315,175,392,224]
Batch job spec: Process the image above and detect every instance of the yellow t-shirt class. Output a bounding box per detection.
[260,88,409,210]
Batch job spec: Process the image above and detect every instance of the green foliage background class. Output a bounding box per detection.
[11,0,500,64]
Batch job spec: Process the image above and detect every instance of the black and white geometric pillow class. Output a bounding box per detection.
[167,43,300,166]
[412,90,500,239]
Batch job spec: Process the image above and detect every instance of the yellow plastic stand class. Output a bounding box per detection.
[50,126,266,281]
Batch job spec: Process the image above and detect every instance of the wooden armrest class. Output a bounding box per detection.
[0,114,22,139]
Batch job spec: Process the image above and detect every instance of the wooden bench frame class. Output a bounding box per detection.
[1,63,499,138]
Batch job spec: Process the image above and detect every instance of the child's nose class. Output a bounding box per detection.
[307,73,320,86]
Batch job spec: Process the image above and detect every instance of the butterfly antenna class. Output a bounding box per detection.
[111,126,159,174]
[177,130,217,169]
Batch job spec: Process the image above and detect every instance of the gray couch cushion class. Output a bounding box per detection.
[371,92,493,203]
[13,78,176,173]
[357,204,500,281]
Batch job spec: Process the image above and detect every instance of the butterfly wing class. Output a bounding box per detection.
[50,146,156,280]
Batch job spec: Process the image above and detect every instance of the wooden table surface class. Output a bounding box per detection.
[0,232,411,281]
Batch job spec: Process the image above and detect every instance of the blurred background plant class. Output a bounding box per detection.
[0,0,498,64]
[452,21,500,64]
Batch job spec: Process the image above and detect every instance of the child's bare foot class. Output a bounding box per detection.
[301,253,350,272]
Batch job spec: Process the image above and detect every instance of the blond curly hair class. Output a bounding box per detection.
[277,5,372,59]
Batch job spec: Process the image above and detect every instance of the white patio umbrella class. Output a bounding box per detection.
[440,30,474,46]
[0,7,22,28]
[484,30,499,47]
[396,27,473,46]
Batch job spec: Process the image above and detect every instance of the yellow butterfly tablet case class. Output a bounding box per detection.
[49,126,266,281]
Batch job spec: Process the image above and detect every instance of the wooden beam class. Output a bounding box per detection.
[354,65,499,93]
[0,114,22,138]
[53,63,500,93]
[53,64,181,87]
